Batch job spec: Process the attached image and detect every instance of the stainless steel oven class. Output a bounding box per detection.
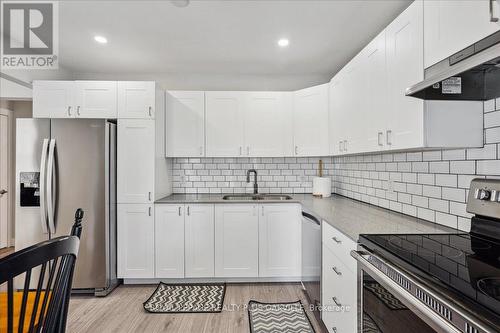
[352,247,500,333]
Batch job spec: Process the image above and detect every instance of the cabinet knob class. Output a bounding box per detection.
[148,106,152,117]
[247,146,250,155]
[332,266,342,276]
[377,132,383,146]
[148,191,152,201]
[332,297,341,307]
[239,146,242,156]
[67,106,72,116]
[199,146,203,156]
[187,206,190,216]
[295,146,298,155]
[332,327,337,333]
[76,106,81,116]
[148,207,152,216]
[386,129,392,146]
[332,236,342,244]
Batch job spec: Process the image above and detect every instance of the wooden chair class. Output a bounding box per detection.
[0,209,84,333]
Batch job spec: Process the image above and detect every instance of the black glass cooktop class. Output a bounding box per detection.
[359,232,500,318]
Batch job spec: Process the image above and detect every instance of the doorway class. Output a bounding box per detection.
[0,110,10,248]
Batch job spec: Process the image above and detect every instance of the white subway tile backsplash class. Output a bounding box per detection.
[450,161,476,174]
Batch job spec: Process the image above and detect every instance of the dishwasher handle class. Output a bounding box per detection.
[302,211,320,225]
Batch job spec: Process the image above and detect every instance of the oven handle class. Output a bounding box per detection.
[351,250,498,333]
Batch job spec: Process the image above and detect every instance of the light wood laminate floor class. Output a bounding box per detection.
[68,283,325,333]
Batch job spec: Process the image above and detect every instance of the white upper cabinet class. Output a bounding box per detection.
[244,92,293,157]
[424,0,500,68]
[166,91,205,157]
[117,119,155,204]
[74,81,117,118]
[293,84,329,156]
[386,0,425,150]
[33,81,75,118]
[117,81,156,119]
[184,204,215,278]
[259,204,301,277]
[155,204,185,278]
[205,91,245,157]
[215,204,259,277]
[33,80,117,118]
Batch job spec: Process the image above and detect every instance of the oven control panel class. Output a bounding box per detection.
[467,178,500,218]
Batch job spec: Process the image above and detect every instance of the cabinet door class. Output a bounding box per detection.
[185,204,215,277]
[244,92,293,157]
[386,0,425,150]
[155,204,185,278]
[293,84,329,156]
[32,81,74,118]
[215,204,259,277]
[117,204,154,278]
[117,119,155,204]
[117,81,155,119]
[166,91,205,157]
[328,78,342,155]
[74,81,117,118]
[424,0,500,68]
[363,30,388,153]
[205,92,245,157]
[259,204,301,277]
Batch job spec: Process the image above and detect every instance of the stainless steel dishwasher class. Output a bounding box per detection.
[301,211,322,317]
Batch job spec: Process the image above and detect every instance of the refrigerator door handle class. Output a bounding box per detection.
[46,139,57,234]
[39,139,49,234]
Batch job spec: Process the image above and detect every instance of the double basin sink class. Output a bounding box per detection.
[222,194,293,201]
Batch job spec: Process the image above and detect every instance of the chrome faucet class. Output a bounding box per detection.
[246,169,258,194]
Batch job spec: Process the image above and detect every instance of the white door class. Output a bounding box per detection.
[244,92,293,157]
[117,81,156,119]
[117,204,154,278]
[386,0,424,150]
[424,0,500,68]
[215,204,258,277]
[155,204,185,278]
[166,91,205,157]
[0,113,9,248]
[259,204,301,277]
[293,84,329,156]
[32,81,74,118]
[185,204,215,277]
[117,119,155,204]
[205,92,245,157]
[74,81,117,118]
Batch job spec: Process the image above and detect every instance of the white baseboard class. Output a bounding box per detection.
[123,277,302,285]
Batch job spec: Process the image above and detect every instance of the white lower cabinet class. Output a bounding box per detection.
[155,204,185,278]
[259,204,301,277]
[321,222,357,333]
[117,204,154,278]
[185,204,215,278]
[215,204,259,277]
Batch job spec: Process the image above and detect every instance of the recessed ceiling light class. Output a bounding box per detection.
[171,0,190,7]
[94,35,108,44]
[277,38,289,47]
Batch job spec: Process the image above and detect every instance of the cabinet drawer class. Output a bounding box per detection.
[322,222,357,270]
[322,246,356,309]
[321,309,357,333]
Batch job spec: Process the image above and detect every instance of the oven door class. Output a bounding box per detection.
[351,248,493,333]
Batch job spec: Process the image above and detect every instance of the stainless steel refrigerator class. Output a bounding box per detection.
[15,118,118,296]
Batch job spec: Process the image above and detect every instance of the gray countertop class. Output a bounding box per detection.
[155,193,456,241]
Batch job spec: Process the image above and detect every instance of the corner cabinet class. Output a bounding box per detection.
[293,84,329,156]
[215,204,259,277]
[424,0,500,68]
[259,204,301,277]
[165,91,205,157]
[117,204,154,278]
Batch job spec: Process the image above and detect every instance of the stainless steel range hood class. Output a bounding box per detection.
[406,30,500,101]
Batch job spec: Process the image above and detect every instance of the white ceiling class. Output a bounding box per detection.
[57,0,411,89]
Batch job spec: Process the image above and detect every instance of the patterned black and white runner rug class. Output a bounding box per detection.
[248,300,315,333]
[143,283,226,313]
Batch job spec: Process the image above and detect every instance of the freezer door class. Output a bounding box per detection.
[51,119,107,289]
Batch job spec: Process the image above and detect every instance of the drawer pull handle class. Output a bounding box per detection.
[332,327,337,333]
[332,237,342,244]
[332,297,341,307]
[332,266,342,275]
